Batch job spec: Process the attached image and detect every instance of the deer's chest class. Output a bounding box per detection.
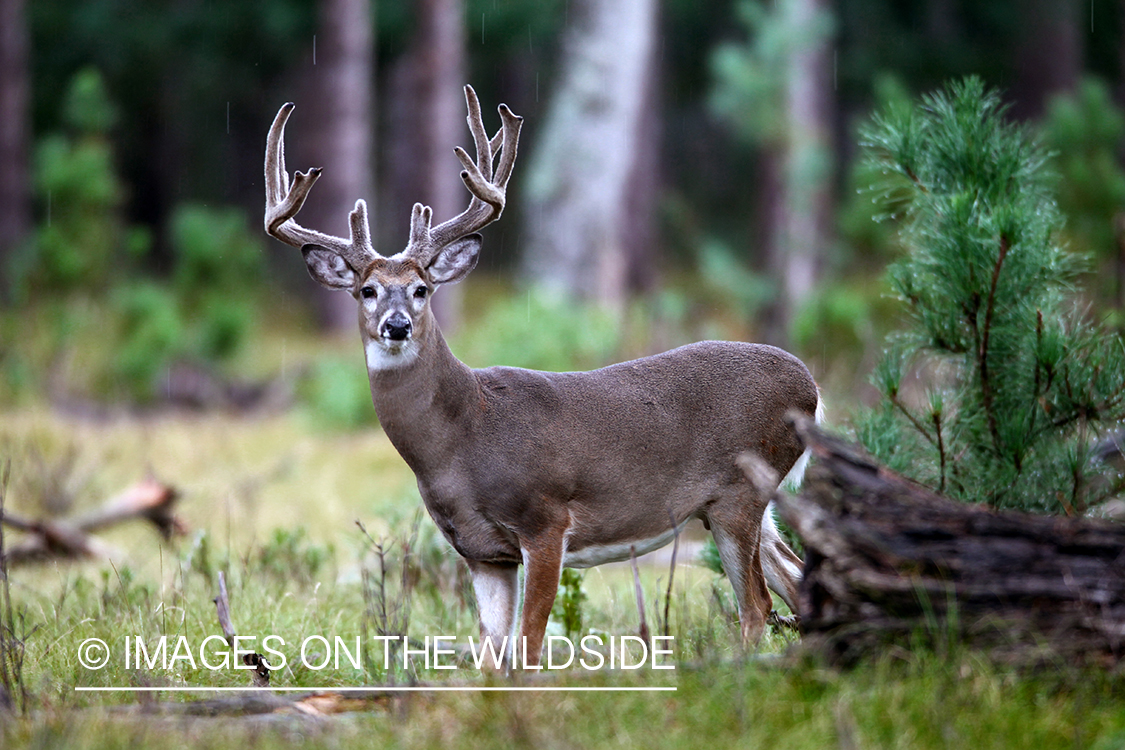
[418,486,522,565]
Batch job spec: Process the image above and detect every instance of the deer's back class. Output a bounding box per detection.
[472,340,816,485]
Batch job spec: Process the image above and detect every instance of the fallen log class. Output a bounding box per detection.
[766,416,1125,666]
[103,688,400,720]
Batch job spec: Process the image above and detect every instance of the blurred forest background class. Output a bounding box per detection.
[2,0,1125,421]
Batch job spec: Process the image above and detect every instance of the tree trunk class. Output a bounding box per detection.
[623,54,662,296]
[398,0,467,335]
[0,0,31,292]
[1010,0,1082,120]
[520,0,660,308]
[302,0,374,331]
[769,417,1125,667]
[764,0,834,347]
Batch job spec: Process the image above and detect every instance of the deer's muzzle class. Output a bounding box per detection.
[381,313,412,342]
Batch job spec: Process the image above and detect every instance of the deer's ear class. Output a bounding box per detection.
[427,233,481,285]
[302,244,357,290]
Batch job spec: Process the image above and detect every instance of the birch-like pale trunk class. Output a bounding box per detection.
[520,0,659,309]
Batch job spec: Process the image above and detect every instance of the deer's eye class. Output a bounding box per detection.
[361,286,376,299]
[413,286,429,300]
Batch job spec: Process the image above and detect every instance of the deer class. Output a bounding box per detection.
[264,86,821,668]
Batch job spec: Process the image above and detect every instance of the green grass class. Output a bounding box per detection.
[5,647,1125,748]
[3,406,1125,748]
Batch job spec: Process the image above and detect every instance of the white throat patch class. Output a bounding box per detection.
[365,338,420,372]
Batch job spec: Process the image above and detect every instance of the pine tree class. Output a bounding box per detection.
[857,77,1125,513]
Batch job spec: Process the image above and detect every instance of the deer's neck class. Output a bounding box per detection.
[364,324,479,474]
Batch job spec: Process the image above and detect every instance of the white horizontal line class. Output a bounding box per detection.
[75,685,675,693]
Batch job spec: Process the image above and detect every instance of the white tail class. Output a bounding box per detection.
[264,87,819,668]
[781,392,824,491]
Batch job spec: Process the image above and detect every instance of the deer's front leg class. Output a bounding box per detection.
[517,532,566,668]
[468,560,519,670]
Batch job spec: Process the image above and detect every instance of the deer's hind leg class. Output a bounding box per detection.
[758,506,803,621]
[706,488,773,646]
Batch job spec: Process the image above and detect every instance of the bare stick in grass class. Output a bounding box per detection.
[357,519,417,682]
[629,545,649,642]
[663,507,679,640]
[214,571,269,687]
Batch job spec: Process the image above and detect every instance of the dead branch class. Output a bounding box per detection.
[70,478,185,539]
[1,477,185,565]
[106,688,401,720]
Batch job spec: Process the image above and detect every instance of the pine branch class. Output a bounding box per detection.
[859,78,1125,512]
[932,409,947,494]
[888,392,937,449]
[978,231,1011,464]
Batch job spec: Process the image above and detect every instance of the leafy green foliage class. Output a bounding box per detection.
[10,69,147,299]
[698,536,726,577]
[710,0,834,146]
[1042,78,1125,306]
[298,355,378,430]
[168,204,264,361]
[108,281,185,393]
[452,289,621,372]
[709,2,789,145]
[61,66,119,134]
[29,0,317,207]
[837,75,916,264]
[857,77,1125,512]
[696,241,774,321]
[550,568,587,639]
[791,282,873,361]
[3,68,267,404]
[105,203,265,401]
[250,527,334,586]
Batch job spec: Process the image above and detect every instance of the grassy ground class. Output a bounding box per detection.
[2,308,1125,747]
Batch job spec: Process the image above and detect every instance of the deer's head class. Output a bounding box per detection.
[264,86,522,370]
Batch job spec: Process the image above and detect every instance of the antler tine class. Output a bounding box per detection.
[264,103,378,268]
[265,103,295,209]
[349,200,373,250]
[278,122,289,195]
[492,104,523,188]
[409,203,433,246]
[422,87,523,255]
[464,85,493,182]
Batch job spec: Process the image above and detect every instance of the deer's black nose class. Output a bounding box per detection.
[381,313,412,341]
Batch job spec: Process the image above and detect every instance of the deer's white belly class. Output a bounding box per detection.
[562,528,679,568]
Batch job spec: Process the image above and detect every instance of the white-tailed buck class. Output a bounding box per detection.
[264,86,820,667]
